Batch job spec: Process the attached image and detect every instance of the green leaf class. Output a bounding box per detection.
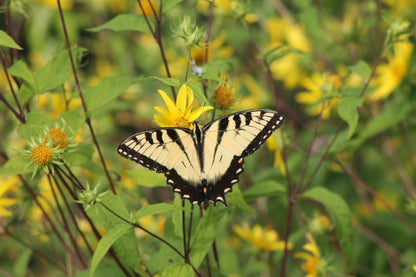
[126,169,166,188]
[34,47,85,93]
[133,203,179,220]
[265,45,306,65]
[337,95,363,138]
[84,76,135,113]
[162,0,184,11]
[227,186,255,217]
[147,76,181,87]
[301,187,353,261]
[0,156,32,175]
[0,30,22,49]
[8,61,37,91]
[14,249,32,277]
[244,180,286,201]
[185,81,209,106]
[88,14,153,34]
[190,206,217,267]
[161,263,193,277]
[17,111,54,140]
[60,111,85,137]
[348,60,371,81]
[357,100,415,142]
[89,224,132,277]
[87,193,143,274]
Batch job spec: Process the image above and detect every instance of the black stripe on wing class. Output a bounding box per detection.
[117,127,193,174]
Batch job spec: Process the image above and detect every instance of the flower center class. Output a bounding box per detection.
[176,116,191,128]
[45,128,68,149]
[213,85,234,109]
[31,144,53,165]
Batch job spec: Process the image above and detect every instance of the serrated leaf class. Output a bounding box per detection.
[0,30,22,49]
[161,263,193,277]
[133,203,180,220]
[337,95,363,138]
[84,76,135,113]
[126,169,166,188]
[302,187,353,261]
[243,180,286,201]
[88,14,152,34]
[8,61,37,91]
[89,224,132,277]
[348,60,371,81]
[147,76,181,87]
[190,206,217,267]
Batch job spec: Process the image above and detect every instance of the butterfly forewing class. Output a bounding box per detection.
[118,128,201,184]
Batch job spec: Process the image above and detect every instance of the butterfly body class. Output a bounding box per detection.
[118,109,284,206]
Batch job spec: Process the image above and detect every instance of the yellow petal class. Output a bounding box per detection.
[0,208,12,217]
[154,106,172,119]
[187,106,214,122]
[0,198,17,206]
[158,89,178,114]
[154,114,174,127]
[176,85,192,113]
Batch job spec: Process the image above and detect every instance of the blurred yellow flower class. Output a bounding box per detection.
[233,221,289,251]
[154,84,213,129]
[308,214,333,235]
[413,264,416,272]
[197,0,257,23]
[213,84,235,109]
[35,0,73,9]
[0,176,18,217]
[296,73,341,119]
[267,18,311,89]
[137,0,158,18]
[294,233,326,277]
[191,32,234,66]
[369,40,413,101]
[266,134,285,176]
[373,189,399,212]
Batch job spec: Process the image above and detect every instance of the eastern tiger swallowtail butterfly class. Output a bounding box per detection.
[118,109,284,206]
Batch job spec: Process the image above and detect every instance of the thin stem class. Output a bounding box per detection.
[47,173,88,268]
[186,204,194,258]
[279,200,294,277]
[56,0,116,194]
[4,227,67,273]
[19,175,83,269]
[52,166,94,255]
[182,200,189,262]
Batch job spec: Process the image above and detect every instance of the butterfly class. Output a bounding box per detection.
[118,109,284,206]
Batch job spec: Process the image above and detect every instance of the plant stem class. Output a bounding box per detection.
[56,0,116,194]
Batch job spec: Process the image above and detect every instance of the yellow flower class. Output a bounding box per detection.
[45,128,68,149]
[294,233,326,277]
[154,84,213,129]
[266,134,285,176]
[233,221,290,251]
[137,0,158,18]
[31,144,53,165]
[295,73,341,119]
[369,40,413,101]
[413,264,416,272]
[213,84,235,109]
[191,32,234,66]
[36,0,73,9]
[0,176,18,217]
[266,18,312,89]
[308,214,333,235]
